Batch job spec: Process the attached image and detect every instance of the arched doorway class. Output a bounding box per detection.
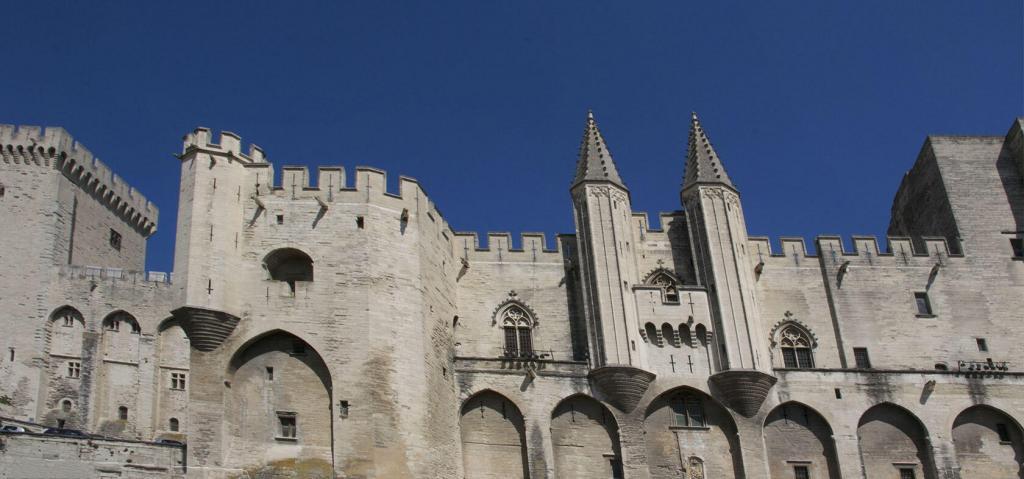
[225,331,333,476]
[460,390,529,479]
[952,405,1023,478]
[551,395,623,478]
[644,387,743,479]
[857,403,934,479]
[763,402,840,478]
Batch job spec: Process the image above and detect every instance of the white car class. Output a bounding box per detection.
[0,425,26,433]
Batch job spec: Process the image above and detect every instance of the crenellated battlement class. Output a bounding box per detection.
[181,127,267,163]
[747,235,964,264]
[452,231,570,263]
[631,211,686,234]
[0,125,158,236]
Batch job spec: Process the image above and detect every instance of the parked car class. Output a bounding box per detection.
[0,425,26,433]
[155,438,185,446]
[42,428,88,437]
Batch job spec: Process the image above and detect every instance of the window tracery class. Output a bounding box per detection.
[501,305,535,358]
[779,325,814,369]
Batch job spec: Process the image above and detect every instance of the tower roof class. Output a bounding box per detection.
[683,112,735,191]
[572,111,626,189]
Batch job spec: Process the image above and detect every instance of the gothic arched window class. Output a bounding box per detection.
[779,325,814,369]
[646,270,681,304]
[501,305,534,358]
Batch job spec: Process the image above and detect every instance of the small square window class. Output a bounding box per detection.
[170,372,187,390]
[109,229,122,251]
[106,320,120,332]
[67,361,81,378]
[277,412,297,439]
[794,465,809,479]
[276,214,285,225]
[997,423,1011,442]
[118,406,129,420]
[899,468,916,479]
[914,292,932,315]
[1011,238,1024,258]
[976,338,988,352]
[853,347,872,369]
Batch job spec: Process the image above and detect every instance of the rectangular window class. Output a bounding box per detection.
[504,328,519,357]
[853,347,872,369]
[900,468,916,479]
[914,292,932,315]
[266,367,274,381]
[62,316,74,327]
[794,465,810,479]
[1011,238,1024,258]
[276,214,285,225]
[796,349,814,368]
[782,349,798,368]
[277,412,297,439]
[170,372,186,390]
[67,361,81,378]
[685,396,705,427]
[976,338,988,352]
[997,423,1011,442]
[109,229,122,251]
[517,328,533,356]
[106,320,120,332]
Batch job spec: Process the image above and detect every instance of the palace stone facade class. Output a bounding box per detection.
[1,115,1023,478]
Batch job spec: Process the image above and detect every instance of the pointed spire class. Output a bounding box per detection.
[683,112,735,192]
[572,110,626,189]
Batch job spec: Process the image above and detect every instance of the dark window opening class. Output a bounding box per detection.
[914,292,932,315]
[266,367,274,380]
[0,185,5,198]
[277,412,297,439]
[853,347,872,369]
[834,388,842,399]
[118,406,128,420]
[171,372,186,390]
[169,418,179,432]
[67,361,81,378]
[1011,238,1024,258]
[356,216,365,229]
[339,400,350,418]
[997,423,1011,442]
[61,400,72,413]
[976,338,988,352]
[900,468,916,479]
[503,327,519,356]
[935,363,948,371]
[9,348,14,362]
[669,394,706,428]
[62,316,74,327]
[109,229,122,251]
[794,465,810,479]
[276,214,284,225]
[106,320,120,332]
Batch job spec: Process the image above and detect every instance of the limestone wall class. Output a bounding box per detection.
[0,432,185,478]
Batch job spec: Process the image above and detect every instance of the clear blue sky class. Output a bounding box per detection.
[2,2,1021,272]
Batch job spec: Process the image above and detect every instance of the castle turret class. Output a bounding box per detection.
[681,113,775,417]
[571,111,654,412]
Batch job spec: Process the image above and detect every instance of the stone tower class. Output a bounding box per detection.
[570,112,654,412]
[680,113,775,417]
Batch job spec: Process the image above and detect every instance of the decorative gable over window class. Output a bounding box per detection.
[493,291,539,359]
[644,268,682,304]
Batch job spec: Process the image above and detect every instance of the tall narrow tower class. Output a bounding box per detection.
[681,113,775,417]
[571,111,654,412]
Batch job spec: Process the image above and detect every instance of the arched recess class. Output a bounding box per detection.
[857,403,935,479]
[154,319,190,438]
[952,405,1023,478]
[96,310,142,437]
[460,390,529,479]
[644,387,744,479]
[763,402,841,478]
[224,330,333,475]
[264,248,314,294]
[43,306,86,429]
[551,395,623,478]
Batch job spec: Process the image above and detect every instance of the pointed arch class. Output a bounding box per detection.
[857,403,935,479]
[47,306,85,357]
[952,405,1023,477]
[763,402,840,478]
[770,319,817,369]
[223,329,333,473]
[644,387,744,478]
[460,389,529,479]
[102,310,141,333]
[551,394,622,478]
